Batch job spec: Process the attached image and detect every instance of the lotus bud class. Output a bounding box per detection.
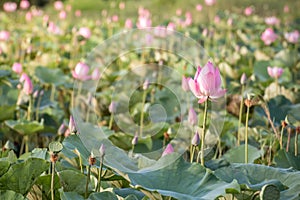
[99,144,105,158]
[191,131,200,146]
[188,107,197,126]
[162,143,174,157]
[131,135,138,146]
[240,73,247,85]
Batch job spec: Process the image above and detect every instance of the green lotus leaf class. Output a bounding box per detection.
[5,120,44,135]
[222,144,263,163]
[0,190,25,200]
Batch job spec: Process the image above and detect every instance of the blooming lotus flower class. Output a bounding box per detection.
[205,0,216,6]
[12,63,22,74]
[54,1,63,10]
[196,4,202,11]
[188,107,197,126]
[25,11,32,21]
[20,0,30,10]
[112,15,119,22]
[267,66,283,79]
[191,131,200,146]
[3,2,17,12]
[182,75,189,92]
[72,62,91,81]
[261,28,277,45]
[137,16,152,28]
[0,31,10,41]
[244,6,253,16]
[284,30,299,44]
[78,27,91,39]
[162,143,174,157]
[47,22,62,35]
[167,22,176,31]
[265,16,280,26]
[188,62,226,104]
[20,73,33,95]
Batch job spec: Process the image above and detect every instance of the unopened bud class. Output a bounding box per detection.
[143,79,149,90]
[131,135,138,145]
[191,131,200,146]
[99,144,105,158]
[240,73,247,85]
[162,143,174,157]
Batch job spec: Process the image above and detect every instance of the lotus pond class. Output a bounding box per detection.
[0,0,300,200]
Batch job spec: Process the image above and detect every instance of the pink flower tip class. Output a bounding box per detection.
[267,66,283,79]
[162,143,174,157]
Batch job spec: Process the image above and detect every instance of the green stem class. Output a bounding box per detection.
[108,113,114,130]
[245,105,250,164]
[237,85,245,146]
[97,157,104,192]
[280,126,285,150]
[286,128,291,152]
[85,165,91,198]
[35,92,42,121]
[200,100,208,166]
[295,131,298,156]
[190,145,195,163]
[139,90,147,137]
[79,154,83,174]
[51,161,55,200]
[50,84,56,102]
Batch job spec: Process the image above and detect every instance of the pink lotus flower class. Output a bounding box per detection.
[54,1,63,10]
[12,62,22,74]
[284,30,299,44]
[188,62,226,104]
[20,0,30,10]
[205,0,216,6]
[119,2,125,10]
[3,2,17,12]
[182,75,189,92]
[162,143,174,157]
[25,11,32,21]
[244,7,253,16]
[265,16,280,26]
[191,131,200,146]
[59,10,67,19]
[72,62,91,81]
[109,101,117,113]
[227,18,233,26]
[188,107,197,126]
[176,9,182,16]
[240,73,247,85]
[78,27,91,39]
[75,10,81,17]
[267,66,283,79]
[261,28,277,45]
[20,73,33,95]
[131,135,138,145]
[284,5,289,13]
[66,5,72,12]
[214,15,220,24]
[196,4,202,11]
[91,68,100,80]
[125,18,133,29]
[0,31,10,41]
[137,16,152,28]
[47,22,62,35]
[69,115,77,133]
[112,15,119,22]
[167,22,176,31]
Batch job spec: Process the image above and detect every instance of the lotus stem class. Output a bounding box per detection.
[97,157,104,192]
[85,165,91,198]
[200,100,208,166]
[245,102,250,164]
[286,127,291,152]
[108,113,114,130]
[237,84,245,146]
[295,130,298,156]
[139,90,147,137]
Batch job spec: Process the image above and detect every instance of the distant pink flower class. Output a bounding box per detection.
[184,12,193,26]
[3,2,17,12]
[119,2,125,10]
[267,66,283,79]
[154,26,168,37]
[284,5,289,13]
[47,22,62,35]
[176,9,182,16]
[20,0,30,10]
[75,10,81,17]
[188,107,197,126]
[20,73,33,95]
[188,62,226,104]
[261,28,277,45]
[25,11,32,21]
[125,18,133,29]
[196,4,202,11]
[205,0,216,6]
[137,16,152,28]
[162,143,174,157]
[31,8,43,16]
[91,68,100,80]
[54,1,63,10]
[59,10,67,19]
[265,16,280,25]
[43,15,49,24]
[12,63,22,74]
[214,15,220,24]
[66,4,72,12]
[167,22,176,31]
[244,6,253,16]
[78,27,91,39]
[284,30,299,44]
[72,62,91,81]
[182,75,189,91]
[112,15,119,22]
[227,18,233,26]
[0,31,10,41]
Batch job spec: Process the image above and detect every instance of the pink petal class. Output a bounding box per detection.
[198,96,208,104]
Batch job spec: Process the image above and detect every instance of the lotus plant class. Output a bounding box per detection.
[284,30,299,44]
[188,61,226,165]
[72,62,91,81]
[261,28,277,45]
